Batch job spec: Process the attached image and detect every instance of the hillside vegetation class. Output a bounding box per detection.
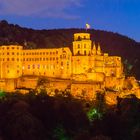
[0,20,140,79]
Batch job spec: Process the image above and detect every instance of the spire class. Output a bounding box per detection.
[92,42,96,55]
[97,43,101,55]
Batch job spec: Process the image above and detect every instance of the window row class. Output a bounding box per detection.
[1,58,21,61]
[23,57,59,61]
[23,64,69,70]
[1,47,20,50]
[0,52,21,55]
[23,51,58,55]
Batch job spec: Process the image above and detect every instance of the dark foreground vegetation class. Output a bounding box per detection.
[0,90,140,140]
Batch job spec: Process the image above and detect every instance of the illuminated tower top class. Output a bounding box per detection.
[73,33,92,56]
[74,33,90,41]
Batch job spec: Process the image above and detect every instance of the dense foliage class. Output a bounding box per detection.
[0,20,140,78]
[0,91,140,140]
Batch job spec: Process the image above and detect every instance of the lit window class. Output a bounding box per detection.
[28,65,30,69]
[33,65,35,69]
[38,64,40,69]
[84,44,86,48]
[78,44,80,48]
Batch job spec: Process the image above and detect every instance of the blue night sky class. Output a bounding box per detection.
[0,0,140,42]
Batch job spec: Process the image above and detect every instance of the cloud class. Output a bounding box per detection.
[0,0,83,19]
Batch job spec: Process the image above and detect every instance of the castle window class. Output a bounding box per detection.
[7,47,9,49]
[17,70,19,73]
[38,64,40,69]
[84,44,86,48]
[12,47,14,49]
[50,52,52,55]
[33,65,35,69]
[78,44,80,48]
[12,52,14,55]
[77,50,80,55]
[43,52,45,55]
[84,51,86,55]
[12,58,14,61]
[7,58,9,61]
[43,58,45,61]
[40,52,42,55]
[17,52,19,55]
[56,51,58,54]
[28,65,30,69]
[40,58,42,61]
[61,62,63,66]
[17,58,19,61]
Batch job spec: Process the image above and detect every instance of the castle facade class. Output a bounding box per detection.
[0,33,123,82]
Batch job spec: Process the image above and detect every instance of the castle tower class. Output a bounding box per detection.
[73,33,92,56]
[91,42,96,55]
[0,45,23,78]
[97,43,101,55]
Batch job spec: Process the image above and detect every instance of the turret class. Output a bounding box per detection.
[97,43,101,55]
[91,42,96,55]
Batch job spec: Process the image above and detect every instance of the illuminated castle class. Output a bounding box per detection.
[0,32,123,81]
